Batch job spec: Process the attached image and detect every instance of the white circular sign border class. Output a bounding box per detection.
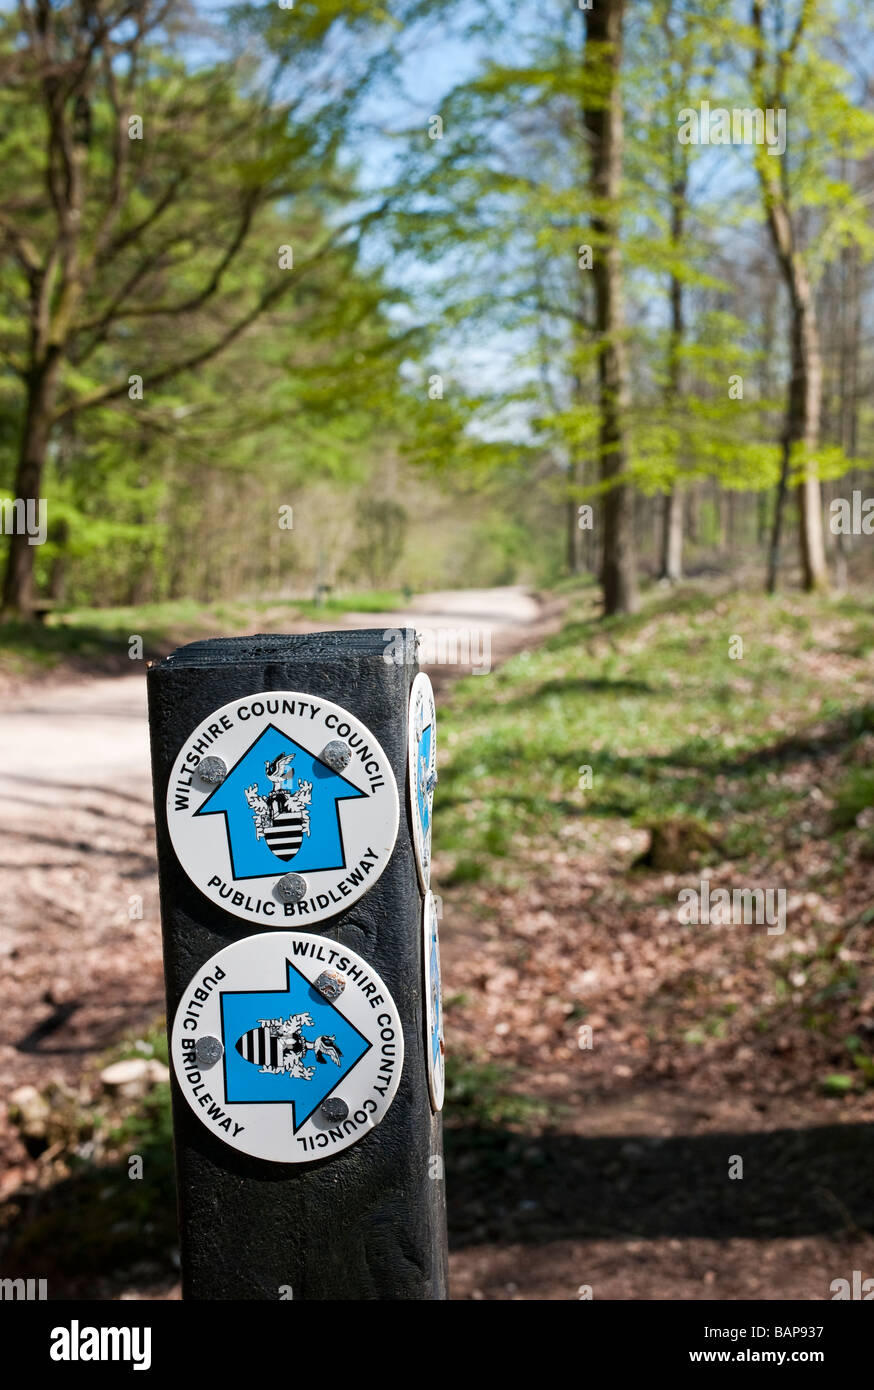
[170,932,404,1164]
[408,672,437,893]
[165,690,399,928]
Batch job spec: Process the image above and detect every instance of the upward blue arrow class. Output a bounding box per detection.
[196,724,366,880]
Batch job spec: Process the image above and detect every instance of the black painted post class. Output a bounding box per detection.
[147,630,448,1300]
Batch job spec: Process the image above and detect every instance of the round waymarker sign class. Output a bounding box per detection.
[166,691,399,927]
[408,673,437,891]
[171,933,404,1163]
[423,891,445,1111]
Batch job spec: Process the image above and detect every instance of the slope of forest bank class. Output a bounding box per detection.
[438,581,874,1298]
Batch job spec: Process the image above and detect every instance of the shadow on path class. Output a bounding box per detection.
[447,1123,874,1248]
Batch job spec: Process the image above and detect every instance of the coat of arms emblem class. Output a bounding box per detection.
[236,1013,343,1080]
[244,751,313,863]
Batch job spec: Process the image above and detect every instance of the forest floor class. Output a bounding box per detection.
[1,578,873,1300]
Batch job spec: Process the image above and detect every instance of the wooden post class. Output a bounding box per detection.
[147,629,448,1300]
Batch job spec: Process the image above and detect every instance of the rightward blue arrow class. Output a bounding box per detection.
[429,929,442,1068]
[416,722,433,836]
[220,959,370,1131]
[195,724,366,879]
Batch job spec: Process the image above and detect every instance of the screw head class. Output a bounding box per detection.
[275,872,307,904]
[426,770,438,794]
[321,739,351,773]
[314,970,345,1002]
[321,1097,349,1122]
[197,756,227,786]
[195,1035,224,1068]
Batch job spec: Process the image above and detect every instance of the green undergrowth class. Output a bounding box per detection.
[434,584,874,885]
[443,1055,549,1131]
[1,1024,177,1286]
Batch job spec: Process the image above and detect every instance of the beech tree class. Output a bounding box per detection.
[748,0,874,592]
[0,0,413,618]
[582,0,639,613]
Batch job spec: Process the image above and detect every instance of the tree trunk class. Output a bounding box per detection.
[584,0,637,616]
[840,242,861,461]
[763,264,827,593]
[751,0,827,595]
[757,276,776,567]
[790,274,828,591]
[834,240,860,589]
[766,440,791,594]
[727,489,737,565]
[566,475,580,575]
[716,485,728,552]
[659,489,683,581]
[1,357,61,621]
[658,149,687,584]
[583,463,598,575]
[687,481,700,545]
[756,489,769,547]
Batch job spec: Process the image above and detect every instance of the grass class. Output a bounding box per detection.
[434,583,874,883]
[293,589,409,618]
[832,767,874,830]
[0,616,141,672]
[443,1055,548,1129]
[0,588,411,676]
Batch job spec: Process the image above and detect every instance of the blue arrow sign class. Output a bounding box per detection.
[416,721,433,837]
[220,958,370,1131]
[195,724,366,880]
[429,927,442,1069]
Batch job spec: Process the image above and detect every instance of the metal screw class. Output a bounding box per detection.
[314,970,345,1002]
[197,756,227,786]
[321,1097,349,1122]
[321,739,351,773]
[275,872,307,904]
[195,1035,224,1068]
[426,769,438,794]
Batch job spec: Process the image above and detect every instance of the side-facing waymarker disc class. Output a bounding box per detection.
[423,891,445,1111]
[408,672,436,892]
[171,933,404,1163]
[165,691,399,928]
